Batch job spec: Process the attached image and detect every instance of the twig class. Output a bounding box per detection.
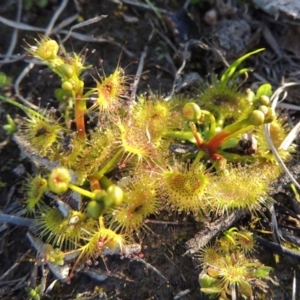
[183,210,246,256]
[174,289,191,299]
[14,62,40,110]
[145,219,193,226]
[52,14,79,34]
[58,30,136,58]
[0,15,46,32]
[44,0,68,37]
[130,26,155,100]
[0,54,26,64]
[0,249,31,281]
[120,0,168,14]
[0,213,33,227]
[61,15,108,43]
[2,0,22,63]
[164,39,201,101]
[292,269,296,300]
[255,235,300,261]
[264,83,300,190]
[277,102,300,111]
[134,256,167,281]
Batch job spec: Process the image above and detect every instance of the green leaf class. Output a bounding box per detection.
[253,266,273,278]
[207,267,222,278]
[200,286,223,295]
[238,280,253,297]
[0,72,12,87]
[256,83,272,97]
[3,114,18,135]
[0,95,48,121]
[220,49,265,86]
[199,272,220,288]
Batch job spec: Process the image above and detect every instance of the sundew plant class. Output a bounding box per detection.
[0,36,294,290]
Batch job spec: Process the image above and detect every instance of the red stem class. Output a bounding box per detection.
[75,92,86,139]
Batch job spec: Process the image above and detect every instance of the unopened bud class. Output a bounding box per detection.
[62,80,73,92]
[183,102,202,122]
[249,110,265,126]
[264,107,276,123]
[48,167,71,194]
[104,185,124,208]
[259,95,270,106]
[58,64,74,78]
[86,200,104,219]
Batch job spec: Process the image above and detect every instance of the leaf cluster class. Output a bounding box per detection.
[0,37,294,287]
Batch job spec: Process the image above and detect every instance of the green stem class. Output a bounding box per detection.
[191,150,205,167]
[68,183,94,199]
[207,118,254,153]
[201,110,216,139]
[164,131,197,143]
[100,176,114,190]
[92,148,123,180]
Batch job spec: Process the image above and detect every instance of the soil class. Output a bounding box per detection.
[1,0,300,299]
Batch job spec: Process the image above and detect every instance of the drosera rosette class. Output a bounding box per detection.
[108,173,159,233]
[255,116,296,163]
[200,82,248,123]
[77,117,159,186]
[206,163,274,215]
[199,49,265,123]
[198,227,272,299]
[131,95,185,147]
[69,217,130,275]
[218,227,255,255]
[165,85,277,172]
[2,96,66,157]
[105,116,159,167]
[35,206,87,250]
[86,64,131,116]
[23,175,48,214]
[64,127,120,185]
[155,160,209,216]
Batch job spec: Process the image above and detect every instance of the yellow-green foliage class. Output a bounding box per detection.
[199,228,272,299]
[25,175,48,212]
[1,39,294,279]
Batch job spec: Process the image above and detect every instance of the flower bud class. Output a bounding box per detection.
[259,95,270,106]
[58,64,74,78]
[62,80,73,92]
[182,102,202,121]
[103,185,124,208]
[55,88,72,101]
[86,200,104,219]
[94,190,107,202]
[264,107,276,123]
[249,110,265,126]
[258,105,268,115]
[48,167,71,194]
[37,39,59,60]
